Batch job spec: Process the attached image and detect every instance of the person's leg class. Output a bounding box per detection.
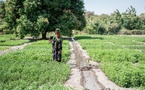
[52,42,55,61]
[57,41,62,62]
[55,42,59,61]
[53,41,58,61]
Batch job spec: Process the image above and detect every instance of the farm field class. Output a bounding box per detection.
[0,36,72,90]
[75,35,145,89]
[1,34,145,89]
[0,34,30,51]
[1,0,145,89]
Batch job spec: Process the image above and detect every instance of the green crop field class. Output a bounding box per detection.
[75,35,145,88]
[0,34,30,51]
[0,39,72,90]
[1,34,145,89]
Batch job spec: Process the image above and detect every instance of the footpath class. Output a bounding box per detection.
[65,38,132,90]
[0,43,31,56]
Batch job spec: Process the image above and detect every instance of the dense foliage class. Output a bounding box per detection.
[0,40,71,89]
[0,0,86,39]
[0,0,5,33]
[76,35,145,88]
[0,0,5,18]
[84,6,145,35]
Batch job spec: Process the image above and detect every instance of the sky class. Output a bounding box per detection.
[83,0,145,15]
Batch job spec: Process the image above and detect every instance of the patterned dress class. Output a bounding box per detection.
[51,36,63,62]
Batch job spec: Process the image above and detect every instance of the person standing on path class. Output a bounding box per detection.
[48,28,63,62]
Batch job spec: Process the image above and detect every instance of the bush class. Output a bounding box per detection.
[131,30,144,35]
[118,29,132,35]
[107,23,121,34]
[118,29,145,35]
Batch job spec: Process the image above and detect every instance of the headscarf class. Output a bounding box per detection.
[55,28,61,39]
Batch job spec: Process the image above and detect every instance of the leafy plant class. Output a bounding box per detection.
[0,40,71,89]
[76,35,145,88]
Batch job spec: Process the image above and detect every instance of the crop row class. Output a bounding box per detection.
[0,40,72,90]
[76,35,145,88]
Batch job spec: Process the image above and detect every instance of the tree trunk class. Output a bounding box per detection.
[42,32,47,39]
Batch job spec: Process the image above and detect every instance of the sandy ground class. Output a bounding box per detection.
[65,41,84,90]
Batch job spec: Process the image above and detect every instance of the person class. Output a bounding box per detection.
[48,28,63,62]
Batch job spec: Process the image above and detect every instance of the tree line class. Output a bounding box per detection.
[1,1,145,38]
[0,0,86,39]
[84,6,145,35]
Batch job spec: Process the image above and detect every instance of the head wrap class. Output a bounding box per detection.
[55,28,61,38]
[55,28,60,31]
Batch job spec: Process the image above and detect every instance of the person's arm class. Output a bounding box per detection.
[60,35,63,41]
[48,36,53,43]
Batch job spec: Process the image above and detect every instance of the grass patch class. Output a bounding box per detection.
[0,39,30,46]
[0,34,30,46]
[0,46,10,50]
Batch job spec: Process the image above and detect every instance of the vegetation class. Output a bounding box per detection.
[0,34,30,50]
[0,0,86,39]
[76,35,145,88]
[83,6,145,35]
[0,0,5,33]
[0,40,71,89]
[0,0,5,19]
[1,0,145,89]
[0,46,10,50]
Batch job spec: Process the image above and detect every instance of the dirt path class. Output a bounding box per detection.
[0,43,31,55]
[65,38,132,90]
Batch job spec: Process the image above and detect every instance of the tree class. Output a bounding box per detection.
[3,0,86,39]
[0,0,5,33]
[0,0,5,19]
[121,6,139,30]
[84,11,103,34]
[0,0,5,21]
[84,6,145,35]
[139,13,145,29]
